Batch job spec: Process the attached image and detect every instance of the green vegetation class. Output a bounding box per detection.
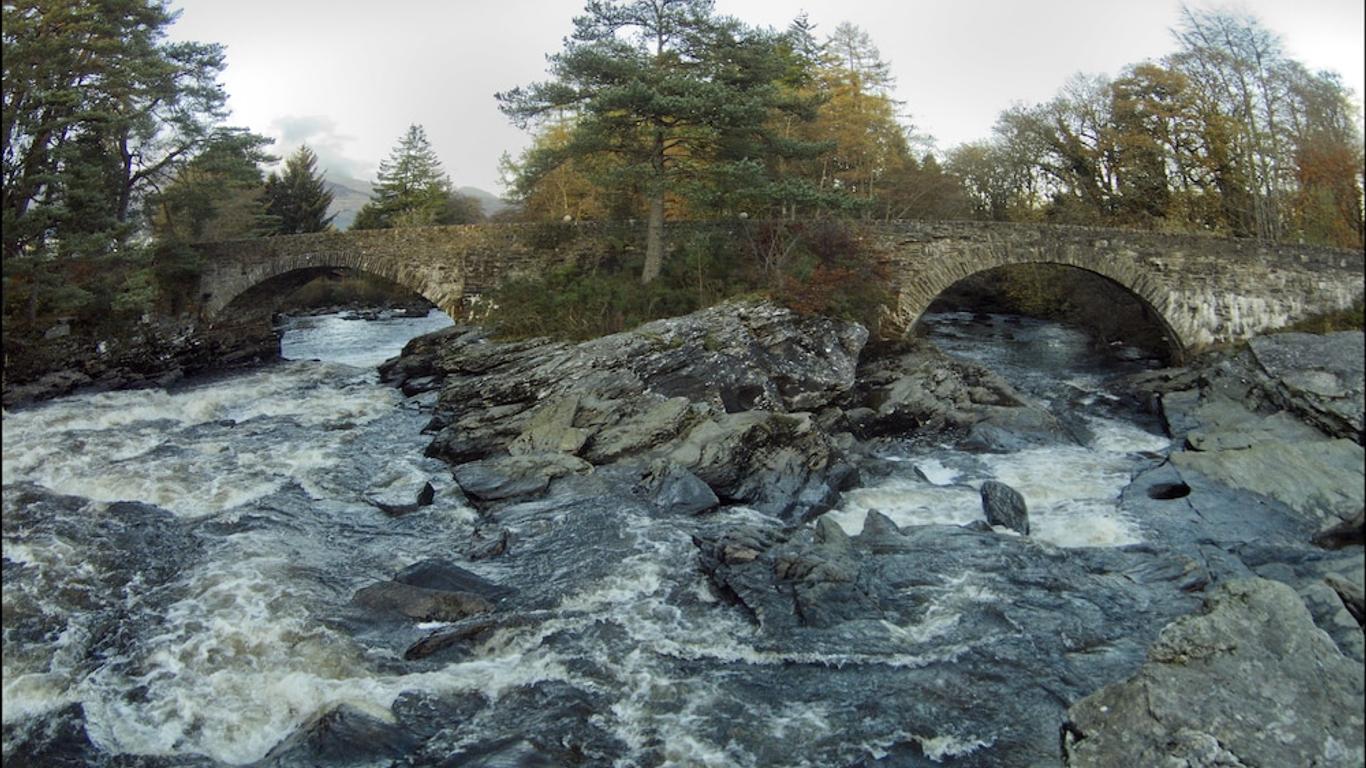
[3,0,257,333]
[1277,301,1365,335]
[352,125,484,230]
[263,146,336,234]
[497,1,847,283]
[484,220,887,340]
[3,0,1358,377]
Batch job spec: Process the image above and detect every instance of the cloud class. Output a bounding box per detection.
[268,114,372,185]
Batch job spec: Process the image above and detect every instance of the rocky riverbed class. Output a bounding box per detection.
[371,301,1364,766]
[4,301,1361,767]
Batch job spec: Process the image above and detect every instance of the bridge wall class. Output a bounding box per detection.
[867,222,1363,351]
[196,221,1364,354]
[194,225,578,318]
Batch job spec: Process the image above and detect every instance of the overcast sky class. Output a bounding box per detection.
[167,0,1365,195]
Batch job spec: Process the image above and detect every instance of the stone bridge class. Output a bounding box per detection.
[194,221,1364,355]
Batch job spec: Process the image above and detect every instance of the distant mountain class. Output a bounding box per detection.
[321,175,511,230]
[456,186,513,217]
[323,175,372,231]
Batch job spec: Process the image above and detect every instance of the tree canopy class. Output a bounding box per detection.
[354,124,483,229]
[263,145,335,235]
[3,0,245,325]
[497,0,836,282]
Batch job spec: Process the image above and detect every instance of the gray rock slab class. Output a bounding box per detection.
[1064,578,1364,768]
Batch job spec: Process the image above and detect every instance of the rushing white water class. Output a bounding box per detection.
[2,308,1170,766]
[827,312,1170,548]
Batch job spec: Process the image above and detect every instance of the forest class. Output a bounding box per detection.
[3,0,1362,345]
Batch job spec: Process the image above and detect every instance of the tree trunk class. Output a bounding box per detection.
[642,190,665,284]
[641,129,666,284]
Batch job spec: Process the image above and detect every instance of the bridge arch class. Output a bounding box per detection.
[892,242,1187,350]
[194,222,1363,352]
[870,221,1366,355]
[200,246,463,321]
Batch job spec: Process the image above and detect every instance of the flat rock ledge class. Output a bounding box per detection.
[1064,578,1365,768]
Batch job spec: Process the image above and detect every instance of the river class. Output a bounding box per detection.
[2,308,1171,766]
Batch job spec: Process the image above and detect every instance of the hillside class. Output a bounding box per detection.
[322,175,511,230]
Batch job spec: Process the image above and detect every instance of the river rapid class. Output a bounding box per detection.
[3,308,1172,766]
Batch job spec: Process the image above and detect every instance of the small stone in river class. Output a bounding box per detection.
[980,480,1029,535]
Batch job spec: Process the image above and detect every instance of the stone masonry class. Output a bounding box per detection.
[195,221,1364,355]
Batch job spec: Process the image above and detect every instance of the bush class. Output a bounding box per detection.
[1278,300,1365,334]
[484,219,894,341]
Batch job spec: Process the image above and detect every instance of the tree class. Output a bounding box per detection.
[353,124,453,229]
[3,0,232,326]
[149,128,275,242]
[263,145,335,234]
[497,0,828,283]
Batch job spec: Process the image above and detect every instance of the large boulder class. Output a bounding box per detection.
[258,704,416,767]
[842,338,1028,437]
[1064,578,1365,768]
[1249,331,1364,443]
[351,581,495,622]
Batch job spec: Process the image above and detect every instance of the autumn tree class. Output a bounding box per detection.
[263,145,335,234]
[498,0,829,283]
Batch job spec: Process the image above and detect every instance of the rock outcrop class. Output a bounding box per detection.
[383,301,1070,521]
[1063,578,1364,768]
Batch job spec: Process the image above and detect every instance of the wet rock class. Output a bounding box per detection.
[466,527,511,560]
[670,410,846,520]
[442,737,559,767]
[452,452,592,502]
[980,480,1029,535]
[1172,437,1364,529]
[351,581,494,622]
[394,558,515,603]
[1063,579,1365,768]
[1313,509,1365,550]
[637,460,719,516]
[363,466,436,515]
[258,704,416,766]
[694,512,1207,764]
[1299,581,1365,661]
[507,394,595,456]
[962,406,1072,452]
[843,338,1028,438]
[400,301,866,519]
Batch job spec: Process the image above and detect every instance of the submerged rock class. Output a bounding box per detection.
[1063,579,1365,768]
[259,704,417,767]
[694,510,1208,763]
[351,581,494,622]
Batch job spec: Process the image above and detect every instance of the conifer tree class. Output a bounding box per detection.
[354,125,452,229]
[263,146,335,234]
[497,0,829,283]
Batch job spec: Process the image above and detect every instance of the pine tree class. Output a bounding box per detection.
[497,0,830,283]
[353,125,452,229]
[264,146,335,234]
